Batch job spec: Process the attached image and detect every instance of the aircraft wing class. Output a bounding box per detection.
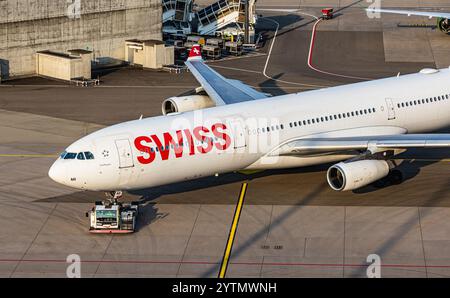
[274,134,450,156]
[184,45,268,106]
[366,8,450,19]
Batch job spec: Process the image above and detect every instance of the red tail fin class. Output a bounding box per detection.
[188,44,202,60]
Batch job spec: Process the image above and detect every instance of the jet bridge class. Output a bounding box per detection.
[163,0,193,22]
[196,0,257,37]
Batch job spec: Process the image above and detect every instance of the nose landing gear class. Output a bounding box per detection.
[105,190,123,203]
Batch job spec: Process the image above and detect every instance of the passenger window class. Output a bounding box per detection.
[280,124,284,129]
[294,122,297,127]
[77,152,85,160]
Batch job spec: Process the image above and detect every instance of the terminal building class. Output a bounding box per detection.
[0,0,162,79]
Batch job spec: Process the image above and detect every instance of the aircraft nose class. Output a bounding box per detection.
[48,161,67,185]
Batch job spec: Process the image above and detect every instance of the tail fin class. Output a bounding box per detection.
[188,44,202,61]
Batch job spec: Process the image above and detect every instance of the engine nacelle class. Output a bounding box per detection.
[327,160,390,191]
[438,18,450,34]
[162,95,215,115]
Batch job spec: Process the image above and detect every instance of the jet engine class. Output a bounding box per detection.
[326,160,390,191]
[438,18,450,34]
[162,95,215,115]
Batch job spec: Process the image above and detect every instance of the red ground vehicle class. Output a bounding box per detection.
[322,8,334,20]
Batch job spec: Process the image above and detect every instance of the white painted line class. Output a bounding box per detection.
[260,17,328,88]
[210,65,262,74]
[307,19,373,81]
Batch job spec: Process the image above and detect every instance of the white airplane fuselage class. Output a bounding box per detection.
[49,69,450,191]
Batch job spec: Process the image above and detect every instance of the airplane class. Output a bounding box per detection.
[48,44,450,195]
[366,7,450,34]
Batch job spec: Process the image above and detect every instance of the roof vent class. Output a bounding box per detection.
[420,68,439,74]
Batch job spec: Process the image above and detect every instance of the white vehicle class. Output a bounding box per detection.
[49,45,450,193]
[87,200,138,233]
[366,8,450,34]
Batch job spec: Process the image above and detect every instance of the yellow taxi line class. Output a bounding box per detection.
[219,182,248,278]
[0,154,58,158]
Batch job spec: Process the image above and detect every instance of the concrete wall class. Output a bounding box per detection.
[0,0,162,78]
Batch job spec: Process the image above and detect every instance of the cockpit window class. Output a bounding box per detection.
[61,151,94,160]
[63,152,77,159]
[84,152,94,160]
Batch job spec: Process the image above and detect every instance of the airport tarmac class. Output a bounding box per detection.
[0,1,450,277]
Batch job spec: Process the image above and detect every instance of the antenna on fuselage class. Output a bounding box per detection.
[139,115,143,120]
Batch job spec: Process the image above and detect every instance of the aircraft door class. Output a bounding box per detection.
[385,98,396,120]
[115,139,134,168]
[229,120,247,149]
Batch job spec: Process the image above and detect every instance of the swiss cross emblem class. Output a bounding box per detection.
[193,47,200,55]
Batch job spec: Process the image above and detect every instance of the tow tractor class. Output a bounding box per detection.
[86,191,139,234]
